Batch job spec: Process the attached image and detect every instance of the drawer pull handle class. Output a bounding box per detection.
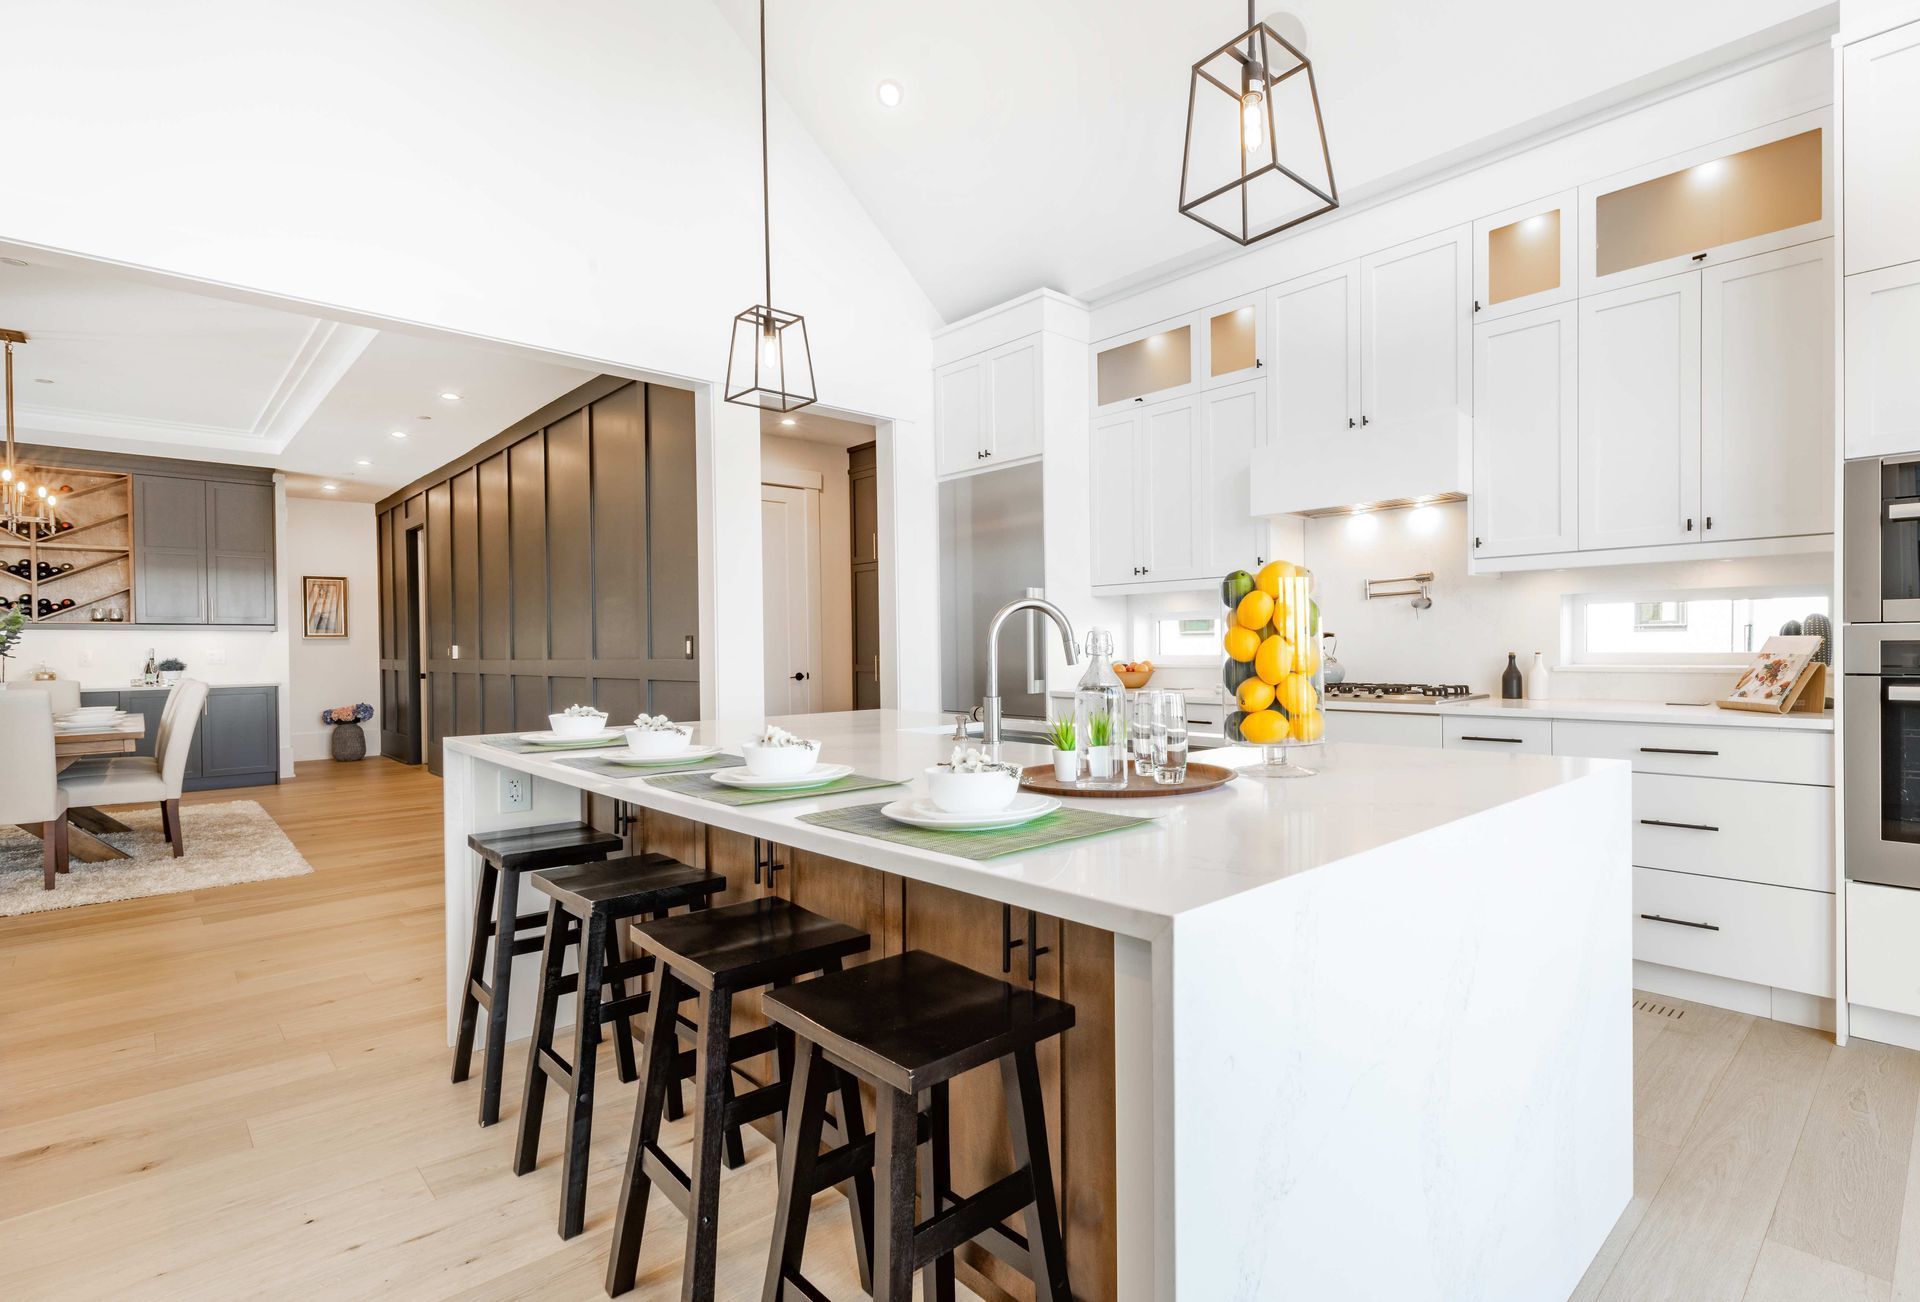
[1640,747,1719,757]
[1639,819,1720,832]
[1460,735,1524,744]
[1640,912,1720,932]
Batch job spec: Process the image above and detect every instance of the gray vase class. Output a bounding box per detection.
[330,721,367,762]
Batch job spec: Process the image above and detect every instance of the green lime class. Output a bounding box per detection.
[1220,570,1255,609]
[1222,658,1255,692]
[1225,709,1246,742]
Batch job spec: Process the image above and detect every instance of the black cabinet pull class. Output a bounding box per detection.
[1690,252,1708,262]
[1686,518,1694,532]
[1640,746,1718,757]
[1640,912,1719,931]
[1460,735,1524,744]
[1704,515,1712,530]
[1361,415,1370,426]
[751,837,784,888]
[1348,417,1356,429]
[1001,904,1048,982]
[1639,818,1719,832]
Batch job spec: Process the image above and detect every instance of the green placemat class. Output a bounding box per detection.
[644,770,905,806]
[797,802,1154,860]
[558,752,741,778]
[477,733,629,755]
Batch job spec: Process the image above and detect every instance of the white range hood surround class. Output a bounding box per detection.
[1249,412,1470,517]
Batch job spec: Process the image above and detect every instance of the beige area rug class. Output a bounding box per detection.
[0,800,313,916]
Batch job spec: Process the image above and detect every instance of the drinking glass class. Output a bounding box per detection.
[1151,692,1189,784]
[1128,690,1158,777]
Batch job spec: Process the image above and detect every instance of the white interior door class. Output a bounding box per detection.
[761,484,820,716]
[1700,241,1833,541]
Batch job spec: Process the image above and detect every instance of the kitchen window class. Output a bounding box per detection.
[1148,610,1226,665]
[1566,586,1830,666]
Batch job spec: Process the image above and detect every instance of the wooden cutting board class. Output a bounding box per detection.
[1017,761,1236,798]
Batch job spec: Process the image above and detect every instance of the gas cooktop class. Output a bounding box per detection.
[1324,682,1490,705]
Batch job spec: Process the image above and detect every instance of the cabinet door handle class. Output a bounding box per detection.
[1474,536,1482,549]
[1360,415,1370,426]
[1639,818,1720,832]
[1640,746,1718,757]
[1134,397,1144,404]
[1459,735,1524,744]
[1348,417,1356,429]
[1640,912,1719,931]
[1686,518,1694,532]
[1690,252,1708,262]
[1704,516,1712,530]
[1473,299,1482,312]
[684,634,696,660]
[1001,903,1049,982]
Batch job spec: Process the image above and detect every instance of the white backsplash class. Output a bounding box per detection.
[1118,500,1833,705]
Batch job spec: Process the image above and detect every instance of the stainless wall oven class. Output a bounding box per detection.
[1845,456,1920,623]
[1844,623,1920,888]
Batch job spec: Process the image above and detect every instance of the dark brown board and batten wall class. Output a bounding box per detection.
[374,377,700,772]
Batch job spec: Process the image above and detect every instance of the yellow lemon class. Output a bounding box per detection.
[1239,709,1289,745]
[1291,708,1325,743]
[1254,634,1292,685]
[1236,677,1274,713]
[1278,674,1318,717]
[1235,590,1275,631]
[1292,644,1321,676]
[1223,626,1260,663]
[1256,559,1299,598]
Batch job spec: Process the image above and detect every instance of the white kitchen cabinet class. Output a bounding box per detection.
[1093,319,1196,413]
[1472,190,1578,321]
[1198,381,1269,577]
[1634,866,1833,999]
[1358,223,1473,467]
[1471,301,1578,558]
[1268,261,1361,451]
[1578,271,1701,550]
[1090,410,1141,587]
[1845,23,1920,275]
[1845,259,1920,458]
[1201,294,1263,387]
[1700,241,1833,541]
[1442,715,1554,754]
[1138,401,1200,580]
[1578,110,1830,296]
[934,338,1042,477]
[1849,881,1920,1019]
[1327,709,1443,748]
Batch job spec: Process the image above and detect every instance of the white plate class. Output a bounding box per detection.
[601,745,721,767]
[516,730,627,747]
[879,794,1061,831]
[707,763,854,790]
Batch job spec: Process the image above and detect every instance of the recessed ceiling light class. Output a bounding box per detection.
[0,257,27,267]
[389,430,408,439]
[354,458,371,467]
[876,79,903,108]
[322,483,339,492]
[439,391,462,401]
[781,417,796,427]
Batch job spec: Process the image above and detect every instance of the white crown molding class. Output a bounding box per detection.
[14,404,284,454]
[252,320,377,447]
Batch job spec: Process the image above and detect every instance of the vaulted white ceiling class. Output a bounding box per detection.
[1,258,595,496]
[712,0,1834,321]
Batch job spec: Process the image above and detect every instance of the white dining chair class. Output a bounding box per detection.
[57,678,208,858]
[61,681,181,779]
[6,678,83,716]
[0,691,69,888]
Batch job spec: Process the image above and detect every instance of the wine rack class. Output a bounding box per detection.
[0,467,134,623]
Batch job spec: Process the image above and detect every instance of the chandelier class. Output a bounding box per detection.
[1179,2,1338,246]
[0,330,59,539]
[724,0,817,413]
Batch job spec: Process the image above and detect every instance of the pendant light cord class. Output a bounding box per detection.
[760,0,772,312]
[3,341,13,477]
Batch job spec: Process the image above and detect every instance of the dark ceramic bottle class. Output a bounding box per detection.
[1501,652,1523,700]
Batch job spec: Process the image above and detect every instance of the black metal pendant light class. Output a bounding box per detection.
[1178,2,1338,246]
[725,0,816,413]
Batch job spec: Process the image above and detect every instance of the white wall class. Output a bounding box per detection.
[2,0,942,720]
[760,434,856,713]
[285,498,382,762]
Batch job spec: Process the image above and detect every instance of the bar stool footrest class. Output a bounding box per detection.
[640,1142,693,1216]
[919,1170,1034,1268]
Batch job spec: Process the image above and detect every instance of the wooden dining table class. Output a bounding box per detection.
[35,716,149,862]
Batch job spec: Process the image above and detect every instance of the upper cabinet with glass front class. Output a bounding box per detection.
[1200,295,1263,386]
[1094,320,1195,412]
[1579,110,1831,295]
[1472,190,1577,321]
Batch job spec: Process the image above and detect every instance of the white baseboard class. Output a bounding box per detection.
[1633,960,1835,1033]
[1848,1004,1920,1053]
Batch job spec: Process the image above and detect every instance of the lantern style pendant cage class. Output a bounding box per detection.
[724,0,817,413]
[0,329,61,540]
[1178,3,1338,246]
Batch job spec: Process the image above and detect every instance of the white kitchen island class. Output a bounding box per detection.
[443,711,1631,1301]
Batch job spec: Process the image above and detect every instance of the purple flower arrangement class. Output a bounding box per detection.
[322,703,374,725]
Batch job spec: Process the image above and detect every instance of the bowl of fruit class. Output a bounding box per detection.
[1113,660,1155,690]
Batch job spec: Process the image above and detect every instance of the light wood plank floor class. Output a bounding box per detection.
[1,757,1916,1300]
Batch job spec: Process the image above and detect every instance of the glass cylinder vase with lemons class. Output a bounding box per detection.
[1221,560,1325,778]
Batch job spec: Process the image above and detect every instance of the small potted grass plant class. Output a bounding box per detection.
[1044,715,1078,783]
[1084,711,1118,783]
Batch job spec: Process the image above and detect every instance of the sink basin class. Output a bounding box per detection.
[908,721,1054,746]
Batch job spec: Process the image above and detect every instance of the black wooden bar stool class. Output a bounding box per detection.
[759,950,1076,1302]
[513,853,728,1240]
[605,896,874,1299]
[453,821,624,1126]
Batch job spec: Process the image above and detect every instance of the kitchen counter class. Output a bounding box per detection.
[1327,693,1835,731]
[443,710,1629,1299]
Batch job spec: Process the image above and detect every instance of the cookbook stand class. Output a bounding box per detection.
[1715,661,1827,715]
[1715,635,1828,716]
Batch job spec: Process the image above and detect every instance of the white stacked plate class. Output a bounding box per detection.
[879,794,1060,831]
[707,763,852,790]
[601,744,722,767]
[56,709,127,730]
[516,729,626,748]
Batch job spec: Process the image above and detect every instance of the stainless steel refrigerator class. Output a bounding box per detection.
[940,462,1048,722]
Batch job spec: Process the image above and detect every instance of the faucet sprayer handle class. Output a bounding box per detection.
[952,713,971,740]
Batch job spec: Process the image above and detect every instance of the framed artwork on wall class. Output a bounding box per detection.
[303,576,348,638]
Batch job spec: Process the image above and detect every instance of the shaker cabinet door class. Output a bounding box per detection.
[935,357,987,477]
[1136,400,1200,582]
[1089,411,1140,587]
[133,475,209,624]
[985,338,1041,463]
[1845,25,1920,275]
[1845,259,1920,460]
[207,481,277,625]
[1198,380,1267,576]
[1471,301,1577,558]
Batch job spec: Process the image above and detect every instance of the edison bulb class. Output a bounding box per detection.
[34,484,46,499]
[1,467,11,483]
[760,328,780,372]
[1241,87,1265,154]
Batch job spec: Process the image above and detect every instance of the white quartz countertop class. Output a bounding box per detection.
[446,709,1619,939]
[76,680,283,692]
[1324,694,1834,732]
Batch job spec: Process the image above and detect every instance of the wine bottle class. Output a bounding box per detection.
[57,598,73,610]
[1501,652,1524,700]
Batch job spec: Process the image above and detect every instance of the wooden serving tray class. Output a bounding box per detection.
[1018,761,1236,798]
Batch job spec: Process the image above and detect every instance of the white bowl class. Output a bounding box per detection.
[548,711,608,739]
[741,739,820,778]
[924,764,1019,814]
[625,725,692,758]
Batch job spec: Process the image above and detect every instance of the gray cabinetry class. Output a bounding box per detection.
[133,473,275,627]
[79,684,280,790]
[207,482,276,624]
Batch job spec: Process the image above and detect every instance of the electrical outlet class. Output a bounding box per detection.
[78,649,93,668]
[499,771,531,812]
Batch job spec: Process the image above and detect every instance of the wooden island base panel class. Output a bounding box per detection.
[627,803,1118,1302]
